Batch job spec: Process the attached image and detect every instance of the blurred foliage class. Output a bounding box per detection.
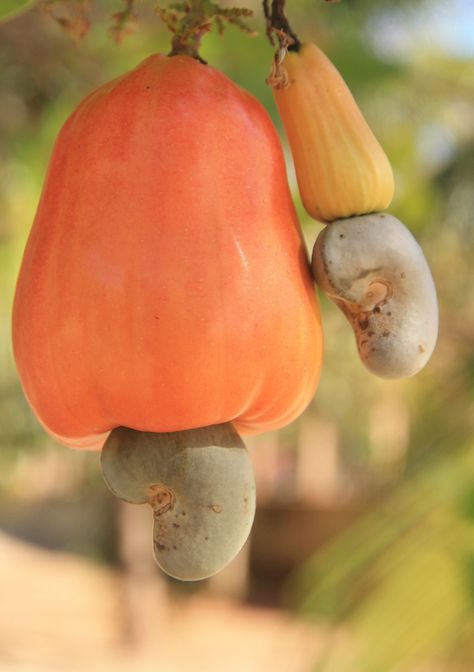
[0,0,473,670]
[287,443,474,670]
[0,0,35,23]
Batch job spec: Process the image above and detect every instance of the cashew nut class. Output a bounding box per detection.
[101,423,256,581]
[312,213,438,378]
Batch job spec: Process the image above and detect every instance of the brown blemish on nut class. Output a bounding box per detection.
[148,484,175,516]
[209,504,222,513]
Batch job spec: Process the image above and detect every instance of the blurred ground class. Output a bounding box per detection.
[0,530,323,672]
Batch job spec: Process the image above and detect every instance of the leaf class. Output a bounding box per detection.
[0,0,36,23]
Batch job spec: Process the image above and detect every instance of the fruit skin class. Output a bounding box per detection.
[272,43,395,223]
[12,54,323,450]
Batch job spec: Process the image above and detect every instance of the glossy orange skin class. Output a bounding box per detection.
[13,54,323,450]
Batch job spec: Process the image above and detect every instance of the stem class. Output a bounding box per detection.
[263,0,301,50]
[169,31,209,61]
[158,0,255,62]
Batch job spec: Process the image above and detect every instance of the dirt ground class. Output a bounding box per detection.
[0,531,325,672]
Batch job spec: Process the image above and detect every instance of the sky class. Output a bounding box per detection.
[369,0,474,60]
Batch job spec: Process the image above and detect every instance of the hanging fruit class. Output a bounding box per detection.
[264,4,437,379]
[12,49,323,578]
[269,41,395,223]
[13,53,322,449]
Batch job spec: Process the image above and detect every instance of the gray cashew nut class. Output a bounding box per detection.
[312,213,438,378]
[101,423,255,581]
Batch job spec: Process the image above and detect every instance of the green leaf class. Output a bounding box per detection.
[0,0,36,23]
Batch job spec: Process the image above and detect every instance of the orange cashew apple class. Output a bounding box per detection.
[13,55,322,448]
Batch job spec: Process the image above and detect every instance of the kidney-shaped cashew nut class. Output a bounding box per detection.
[312,213,438,378]
[101,423,256,581]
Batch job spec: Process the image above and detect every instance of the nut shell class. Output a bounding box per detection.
[312,213,438,378]
[101,424,256,581]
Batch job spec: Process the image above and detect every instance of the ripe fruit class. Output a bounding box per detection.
[12,54,323,450]
[271,42,394,223]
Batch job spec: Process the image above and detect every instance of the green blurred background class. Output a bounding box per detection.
[0,1,473,671]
